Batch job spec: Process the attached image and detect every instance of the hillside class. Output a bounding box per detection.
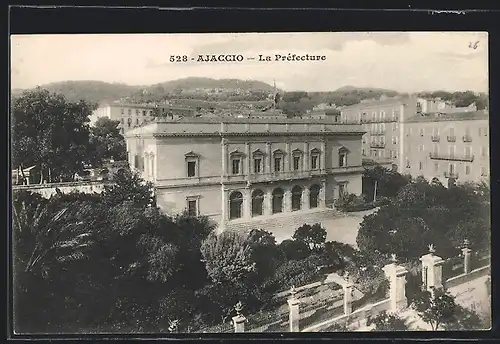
[334,85,399,94]
[151,77,277,92]
[12,81,142,104]
[12,78,279,105]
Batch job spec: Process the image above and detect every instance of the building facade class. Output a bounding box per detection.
[340,96,488,185]
[340,97,419,169]
[403,111,489,185]
[125,118,365,230]
[90,103,195,134]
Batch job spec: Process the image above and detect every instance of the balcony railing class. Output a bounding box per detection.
[429,152,474,162]
[444,171,459,179]
[462,135,473,143]
[370,129,386,136]
[447,135,456,142]
[361,118,397,124]
[230,165,365,183]
[370,142,386,148]
[431,135,440,142]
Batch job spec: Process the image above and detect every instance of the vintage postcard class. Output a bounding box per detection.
[10,32,490,335]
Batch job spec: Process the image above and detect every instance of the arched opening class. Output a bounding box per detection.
[291,185,303,211]
[272,188,284,214]
[229,191,243,219]
[309,184,320,208]
[251,189,265,217]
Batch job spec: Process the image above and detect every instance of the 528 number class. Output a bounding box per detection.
[170,55,188,62]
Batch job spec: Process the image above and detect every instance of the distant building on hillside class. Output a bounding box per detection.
[89,103,196,134]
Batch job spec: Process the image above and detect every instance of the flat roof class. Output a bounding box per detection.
[405,110,489,123]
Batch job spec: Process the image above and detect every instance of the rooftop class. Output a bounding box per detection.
[341,96,412,111]
[405,110,489,123]
[125,117,365,137]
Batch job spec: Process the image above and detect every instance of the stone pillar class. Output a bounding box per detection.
[343,281,354,316]
[144,153,150,178]
[303,142,310,171]
[420,246,444,292]
[321,140,326,172]
[266,142,272,174]
[245,142,251,176]
[319,179,326,207]
[462,241,472,274]
[220,187,228,231]
[243,187,252,219]
[302,188,310,210]
[288,298,301,332]
[222,138,228,176]
[232,314,246,333]
[284,190,292,212]
[150,153,155,181]
[285,142,291,171]
[264,190,273,215]
[383,257,408,312]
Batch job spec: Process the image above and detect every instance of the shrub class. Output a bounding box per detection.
[367,311,409,331]
[278,239,310,261]
[292,223,327,251]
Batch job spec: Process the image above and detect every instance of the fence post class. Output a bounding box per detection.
[342,273,353,316]
[461,239,472,274]
[383,254,408,313]
[232,301,246,333]
[232,315,246,333]
[419,244,444,292]
[287,286,301,332]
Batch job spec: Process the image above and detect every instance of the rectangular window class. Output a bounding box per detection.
[136,118,139,125]
[311,155,318,170]
[362,148,366,156]
[232,159,241,174]
[128,109,132,115]
[254,158,262,173]
[339,183,346,198]
[448,146,455,158]
[419,145,425,153]
[406,158,410,168]
[274,157,281,172]
[465,165,471,175]
[143,110,146,116]
[121,108,125,114]
[420,128,425,137]
[465,146,472,158]
[419,161,423,170]
[187,161,196,177]
[481,146,487,157]
[293,156,300,171]
[434,162,439,172]
[339,153,347,167]
[187,200,197,217]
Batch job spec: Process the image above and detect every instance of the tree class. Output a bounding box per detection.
[101,169,155,209]
[411,288,457,330]
[366,311,409,331]
[12,88,94,183]
[89,117,127,166]
[278,239,310,261]
[442,304,484,330]
[293,223,327,251]
[200,230,256,284]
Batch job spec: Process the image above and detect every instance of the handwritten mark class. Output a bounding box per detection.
[469,41,479,50]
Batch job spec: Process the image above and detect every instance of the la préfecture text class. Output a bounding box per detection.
[169,53,327,63]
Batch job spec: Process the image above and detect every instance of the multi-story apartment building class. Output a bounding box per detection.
[340,96,488,185]
[340,97,419,169]
[90,103,195,134]
[403,110,489,185]
[125,117,365,231]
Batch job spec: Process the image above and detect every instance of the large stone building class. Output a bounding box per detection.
[90,103,195,134]
[340,96,488,185]
[125,117,365,230]
[403,110,489,185]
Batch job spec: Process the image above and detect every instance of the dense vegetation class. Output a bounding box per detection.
[12,88,127,183]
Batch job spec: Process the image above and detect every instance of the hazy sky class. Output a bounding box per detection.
[10,32,488,93]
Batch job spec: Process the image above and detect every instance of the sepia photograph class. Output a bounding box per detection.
[10,31,491,335]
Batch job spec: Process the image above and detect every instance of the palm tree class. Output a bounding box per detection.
[12,191,95,278]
